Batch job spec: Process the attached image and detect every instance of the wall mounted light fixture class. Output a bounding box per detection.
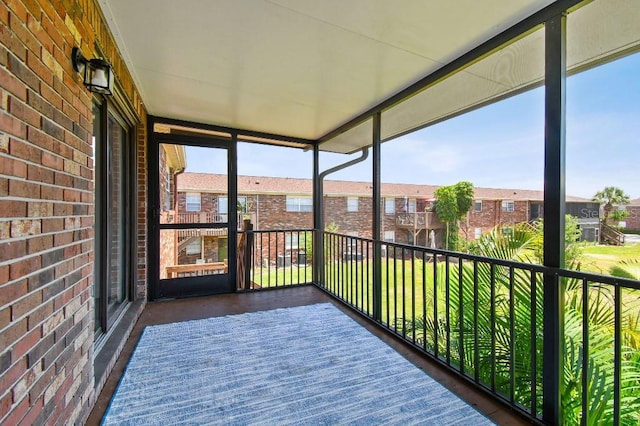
[71,47,114,95]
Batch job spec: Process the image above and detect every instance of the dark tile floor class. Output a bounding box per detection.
[86,286,531,425]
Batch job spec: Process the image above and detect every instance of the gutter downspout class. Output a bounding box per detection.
[315,147,369,287]
[318,147,370,233]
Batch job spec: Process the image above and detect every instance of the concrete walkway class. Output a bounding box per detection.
[625,234,640,244]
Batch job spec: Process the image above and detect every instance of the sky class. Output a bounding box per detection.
[184,52,640,200]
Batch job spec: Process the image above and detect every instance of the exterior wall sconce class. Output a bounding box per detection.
[71,47,114,95]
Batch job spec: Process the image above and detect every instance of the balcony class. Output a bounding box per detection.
[90,229,640,424]
[161,211,257,228]
[88,286,528,425]
[396,212,444,230]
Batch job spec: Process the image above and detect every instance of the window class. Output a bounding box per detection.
[347,197,359,212]
[474,200,482,212]
[185,238,202,255]
[383,230,395,242]
[186,193,201,211]
[285,233,299,250]
[385,198,395,215]
[219,196,247,214]
[501,200,515,212]
[93,99,134,338]
[474,228,482,239]
[286,196,312,212]
[408,199,416,213]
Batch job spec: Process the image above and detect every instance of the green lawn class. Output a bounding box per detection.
[581,241,640,277]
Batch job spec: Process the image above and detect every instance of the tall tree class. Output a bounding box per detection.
[434,181,475,250]
[592,186,630,224]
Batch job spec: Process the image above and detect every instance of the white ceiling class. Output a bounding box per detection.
[98,0,555,140]
[98,0,640,153]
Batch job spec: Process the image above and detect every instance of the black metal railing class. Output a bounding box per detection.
[239,228,314,290]
[318,231,640,425]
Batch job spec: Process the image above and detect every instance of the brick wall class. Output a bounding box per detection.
[467,200,529,237]
[0,0,147,424]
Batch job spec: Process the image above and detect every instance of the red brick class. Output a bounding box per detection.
[0,67,28,101]
[26,17,53,54]
[26,300,52,330]
[0,279,28,305]
[5,0,28,23]
[0,111,27,138]
[9,15,40,56]
[12,290,42,319]
[0,390,12,419]
[0,240,27,262]
[41,152,63,170]
[39,14,64,51]
[9,179,41,198]
[13,326,41,359]
[0,318,27,348]
[25,127,53,152]
[0,155,28,178]
[19,394,43,425]
[2,395,29,426]
[41,218,63,233]
[0,23,27,62]
[8,95,40,127]
[9,256,41,280]
[0,199,27,217]
[27,164,54,184]
[27,234,53,254]
[21,0,41,23]
[26,51,53,88]
[40,185,62,201]
[9,138,41,163]
[7,52,39,91]
[39,81,62,109]
[0,2,9,26]
[0,265,9,285]
[0,306,10,329]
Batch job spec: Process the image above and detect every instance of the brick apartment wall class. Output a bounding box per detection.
[467,200,529,237]
[0,0,147,424]
[625,206,640,231]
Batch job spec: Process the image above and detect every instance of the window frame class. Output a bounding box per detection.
[185,193,202,212]
[93,96,136,341]
[384,198,395,215]
[286,196,313,212]
[347,197,359,212]
[501,200,515,213]
[474,200,483,213]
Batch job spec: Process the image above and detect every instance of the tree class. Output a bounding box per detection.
[434,181,475,250]
[592,186,630,224]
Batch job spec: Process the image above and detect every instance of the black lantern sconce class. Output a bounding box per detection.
[71,47,114,96]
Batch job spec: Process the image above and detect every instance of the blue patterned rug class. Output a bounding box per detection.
[102,303,494,425]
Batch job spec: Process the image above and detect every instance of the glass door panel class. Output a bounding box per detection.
[156,143,233,298]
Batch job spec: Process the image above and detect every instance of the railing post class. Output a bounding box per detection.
[244,220,253,290]
[543,12,566,425]
[372,112,382,321]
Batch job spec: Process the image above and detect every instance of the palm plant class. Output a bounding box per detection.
[399,224,640,423]
[593,186,631,225]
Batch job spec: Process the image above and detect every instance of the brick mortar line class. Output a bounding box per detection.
[0,236,94,270]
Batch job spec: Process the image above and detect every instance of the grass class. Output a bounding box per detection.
[581,241,640,276]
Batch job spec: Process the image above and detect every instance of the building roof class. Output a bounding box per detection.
[177,172,590,202]
[629,198,640,206]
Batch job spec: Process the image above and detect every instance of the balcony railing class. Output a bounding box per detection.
[239,228,314,290]
[317,231,640,424]
[166,261,228,278]
[161,211,256,227]
[396,212,443,229]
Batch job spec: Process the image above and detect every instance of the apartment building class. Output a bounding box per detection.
[167,172,597,269]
